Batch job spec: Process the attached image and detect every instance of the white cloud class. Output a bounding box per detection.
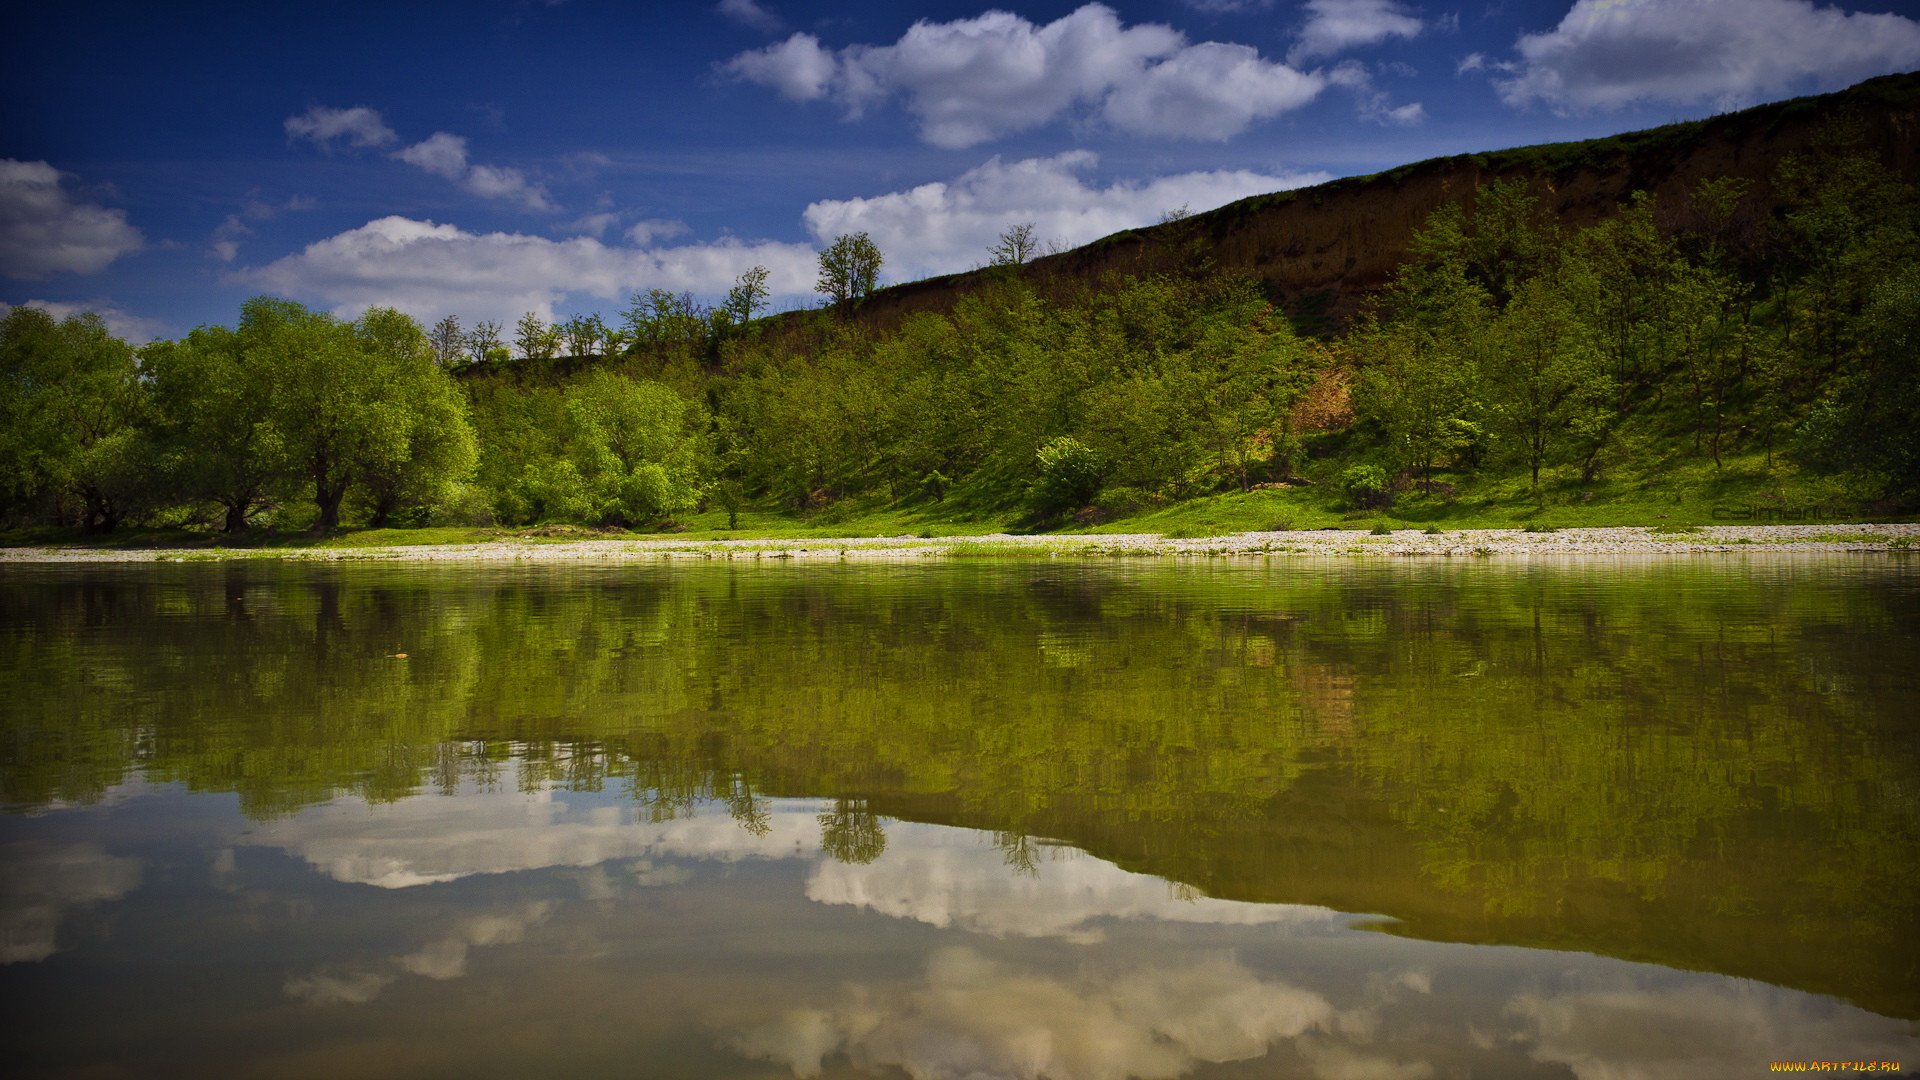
[1183,0,1275,11]
[1290,0,1425,64]
[0,298,170,342]
[806,820,1347,942]
[238,152,1325,324]
[625,218,689,245]
[1457,51,1486,74]
[0,159,144,279]
[731,947,1333,1080]
[1104,42,1323,139]
[395,133,554,211]
[395,132,469,180]
[238,215,817,327]
[283,105,397,149]
[721,3,1321,147]
[716,0,782,34]
[1495,0,1920,112]
[800,152,1329,281]
[243,787,829,888]
[725,32,839,101]
[1324,60,1427,125]
[565,211,621,238]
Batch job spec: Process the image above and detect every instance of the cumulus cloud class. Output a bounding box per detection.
[731,947,1333,1080]
[1104,42,1322,138]
[394,133,554,211]
[0,298,171,343]
[238,216,817,328]
[1290,0,1425,63]
[716,0,782,34]
[1495,0,1920,112]
[800,151,1329,281]
[283,105,397,149]
[0,159,144,279]
[721,4,1322,146]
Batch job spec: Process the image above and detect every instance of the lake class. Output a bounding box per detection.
[2,558,1916,1078]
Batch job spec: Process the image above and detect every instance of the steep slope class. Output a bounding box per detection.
[836,71,1920,331]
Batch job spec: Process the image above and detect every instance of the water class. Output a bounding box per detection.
[2,558,1916,1078]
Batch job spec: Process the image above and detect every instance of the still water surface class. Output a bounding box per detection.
[2,558,1916,1078]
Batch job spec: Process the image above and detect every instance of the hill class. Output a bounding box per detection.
[834,71,1920,333]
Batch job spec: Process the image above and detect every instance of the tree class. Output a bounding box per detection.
[561,313,607,357]
[0,306,151,531]
[988,223,1040,267]
[816,232,883,306]
[1481,277,1611,489]
[142,326,283,532]
[429,316,464,366]
[243,298,477,532]
[352,308,479,527]
[565,370,707,526]
[514,312,557,360]
[465,320,505,364]
[723,265,771,327]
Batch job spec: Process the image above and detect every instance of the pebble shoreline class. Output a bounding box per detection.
[2,523,1915,563]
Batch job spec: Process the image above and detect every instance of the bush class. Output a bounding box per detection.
[1342,464,1391,510]
[1032,437,1103,513]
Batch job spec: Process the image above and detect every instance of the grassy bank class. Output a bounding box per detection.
[4,449,1908,557]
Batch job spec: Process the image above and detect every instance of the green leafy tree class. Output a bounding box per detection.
[0,306,151,531]
[141,326,283,532]
[723,265,771,327]
[565,370,707,526]
[1482,277,1612,488]
[514,312,557,360]
[351,308,479,526]
[243,298,475,532]
[816,232,883,306]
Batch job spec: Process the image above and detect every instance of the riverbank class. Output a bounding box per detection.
[3,523,1915,563]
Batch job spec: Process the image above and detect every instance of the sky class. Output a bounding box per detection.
[3,0,1918,341]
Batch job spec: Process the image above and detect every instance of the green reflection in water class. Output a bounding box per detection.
[3,559,1916,1017]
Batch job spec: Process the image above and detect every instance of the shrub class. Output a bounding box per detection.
[1342,464,1391,510]
[1032,437,1104,513]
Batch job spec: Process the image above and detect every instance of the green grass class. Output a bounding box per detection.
[4,443,1909,554]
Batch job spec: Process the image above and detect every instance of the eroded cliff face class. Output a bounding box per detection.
[837,72,1920,333]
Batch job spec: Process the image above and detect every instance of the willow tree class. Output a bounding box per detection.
[240,297,475,531]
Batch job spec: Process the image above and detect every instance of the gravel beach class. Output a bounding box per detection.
[3,523,1915,563]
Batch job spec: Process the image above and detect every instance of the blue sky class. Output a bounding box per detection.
[4,0,1918,340]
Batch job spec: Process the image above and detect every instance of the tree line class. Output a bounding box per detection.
[2,136,1914,535]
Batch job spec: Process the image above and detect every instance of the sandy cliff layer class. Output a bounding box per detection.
[841,72,1920,330]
